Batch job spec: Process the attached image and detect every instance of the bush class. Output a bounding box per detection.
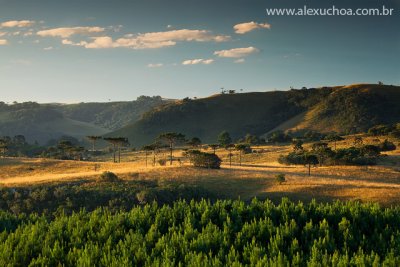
[158,159,166,166]
[136,189,156,204]
[192,152,222,169]
[275,174,286,184]
[378,139,396,151]
[97,171,120,182]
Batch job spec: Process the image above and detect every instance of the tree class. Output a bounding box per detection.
[312,142,333,166]
[326,133,344,150]
[304,153,318,176]
[57,140,75,159]
[226,143,235,167]
[157,132,186,165]
[218,131,232,147]
[87,136,102,152]
[235,143,250,166]
[187,137,202,148]
[192,152,222,169]
[292,139,304,152]
[142,142,162,167]
[104,137,129,163]
[209,144,219,154]
[275,174,286,184]
[244,134,259,145]
[142,145,152,167]
[0,139,8,158]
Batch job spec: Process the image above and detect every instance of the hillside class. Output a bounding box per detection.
[285,84,400,133]
[0,96,169,144]
[0,103,108,144]
[56,95,169,130]
[109,84,400,147]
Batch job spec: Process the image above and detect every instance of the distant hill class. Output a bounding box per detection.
[0,96,169,144]
[108,84,400,147]
[55,96,169,130]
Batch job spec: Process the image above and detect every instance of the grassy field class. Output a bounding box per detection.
[1,135,399,205]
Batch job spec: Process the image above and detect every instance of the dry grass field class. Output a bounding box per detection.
[1,135,399,205]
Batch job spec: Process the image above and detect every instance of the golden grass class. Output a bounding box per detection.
[1,135,399,205]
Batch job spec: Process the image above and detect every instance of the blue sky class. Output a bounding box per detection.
[0,0,399,103]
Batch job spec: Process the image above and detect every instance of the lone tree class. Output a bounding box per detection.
[218,131,232,147]
[157,132,185,165]
[104,137,129,163]
[304,153,319,176]
[326,133,344,150]
[87,136,102,152]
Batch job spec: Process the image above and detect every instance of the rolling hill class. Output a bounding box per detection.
[109,84,400,147]
[0,96,169,144]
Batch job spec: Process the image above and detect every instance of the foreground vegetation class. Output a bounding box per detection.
[0,199,399,266]
[0,178,215,215]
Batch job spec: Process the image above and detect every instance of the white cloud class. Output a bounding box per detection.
[43,46,53,50]
[147,63,163,68]
[233,21,271,34]
[214,47,259,58]
[59,29,230,49]
[234,58,245,63]
[182,58,214,65]
[0,32,6,37]
[0,20,35,28]
[37,26,105,38]
[202,59,214,64]
[0,39,8,45]
[84,36,114,48]
[61,39,73,45]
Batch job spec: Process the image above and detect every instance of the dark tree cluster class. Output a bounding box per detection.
[0,135,44,157]
[279,137,395,173]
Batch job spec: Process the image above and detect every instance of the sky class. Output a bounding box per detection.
[0,0,399,103]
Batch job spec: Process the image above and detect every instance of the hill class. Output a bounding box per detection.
[109,84,400,147]
[284,84,400,133]
[0,96,169,144]
[55,95,168,130]
[0,102,109,144]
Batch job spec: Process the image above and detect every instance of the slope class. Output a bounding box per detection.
[109,84,400,147]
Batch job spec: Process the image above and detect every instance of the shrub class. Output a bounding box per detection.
[275,174,286,184]
[98,171,120,182]
[378,139,396,151]
[136,189,156,204]
[192,152,222,169]
[158,159,166,166]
